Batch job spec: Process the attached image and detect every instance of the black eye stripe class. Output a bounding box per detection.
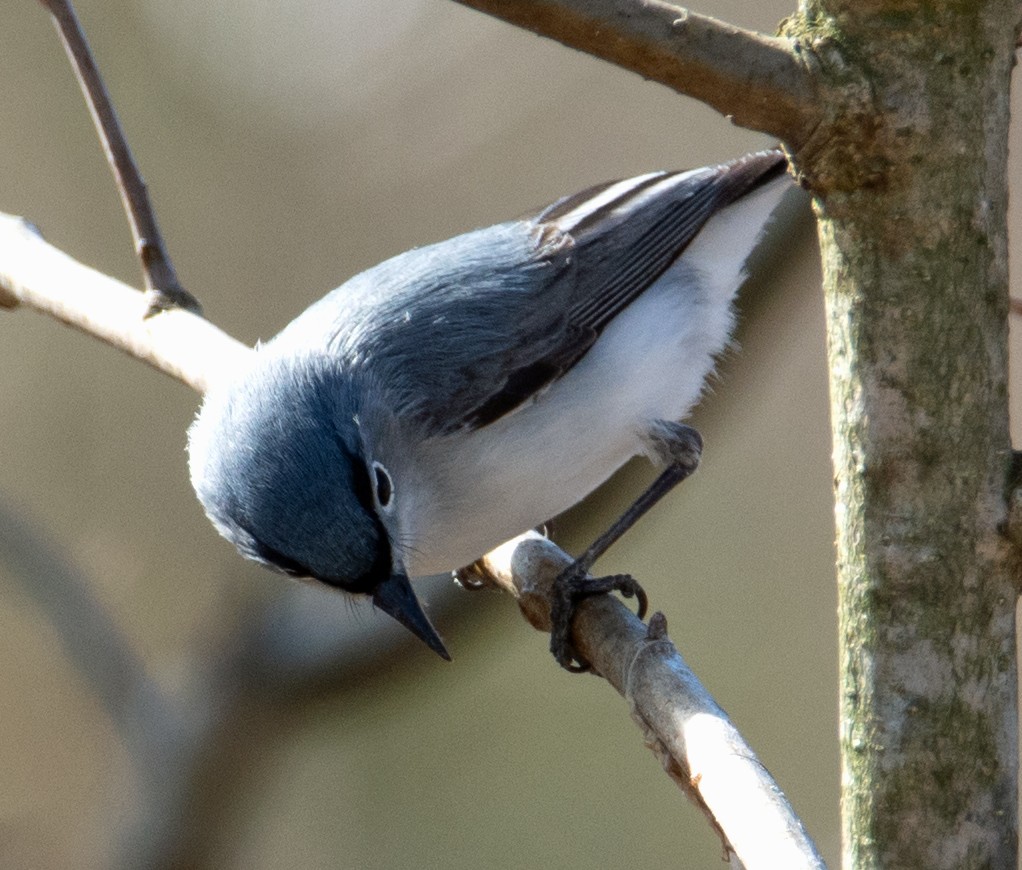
[349,450,375,514]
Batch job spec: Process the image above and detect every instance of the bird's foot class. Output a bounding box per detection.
[549,563,648,672]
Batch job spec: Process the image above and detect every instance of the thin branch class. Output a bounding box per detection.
[453,0,818,147]
[479,532,826,870]
[0,213,248,393]
[36,0,201,316]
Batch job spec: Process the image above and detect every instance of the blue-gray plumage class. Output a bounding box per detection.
[188,149,792,665]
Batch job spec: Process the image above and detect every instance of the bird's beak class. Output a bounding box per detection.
[372,568,451,661]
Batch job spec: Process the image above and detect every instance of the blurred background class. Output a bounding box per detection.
[0,1,1018,867]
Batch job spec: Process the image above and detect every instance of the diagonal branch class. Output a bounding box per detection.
[0,214,248,393]
[453,0,818,146]
[36,0,201,316]
[480,532,826,870]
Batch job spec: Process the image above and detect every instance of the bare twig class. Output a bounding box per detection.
[453,0,818,147]
[0,213,248,393]
[480,532,827,870]
[36,0,201,316]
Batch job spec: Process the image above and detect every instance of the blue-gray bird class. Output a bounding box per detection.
[188,148,792,669]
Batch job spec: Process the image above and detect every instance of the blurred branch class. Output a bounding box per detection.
[0,497,457,868]
[0,214,249,393]
[36,0,200,315]
[480,532,826,870]
[129,590,464,870]
[453,0,818,147]
[0,501,176,744]
[0,500,204,866]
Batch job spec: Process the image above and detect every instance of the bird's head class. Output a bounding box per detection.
[187,349,449,660]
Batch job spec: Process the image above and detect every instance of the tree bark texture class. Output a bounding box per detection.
[786,2,1022,866]
[454,0,819,145]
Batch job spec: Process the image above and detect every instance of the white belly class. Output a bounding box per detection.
[401,275,732,575]
[400,177,787,575]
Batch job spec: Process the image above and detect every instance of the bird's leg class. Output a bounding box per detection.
[550,422,703,672]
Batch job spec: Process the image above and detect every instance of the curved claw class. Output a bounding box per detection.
[549,565,648,672]
[618,576,649,621]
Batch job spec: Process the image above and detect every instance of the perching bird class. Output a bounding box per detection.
[188,148,792,669]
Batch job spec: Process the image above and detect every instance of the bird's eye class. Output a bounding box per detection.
[372,461,394,511]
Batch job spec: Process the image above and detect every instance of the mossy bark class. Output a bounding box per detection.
[786,2,1022,866]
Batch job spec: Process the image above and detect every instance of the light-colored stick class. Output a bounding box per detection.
[0,213,249,394]
[481,531,827,870]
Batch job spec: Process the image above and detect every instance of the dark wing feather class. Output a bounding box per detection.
[454,149,788,431]
[304,149,786,435]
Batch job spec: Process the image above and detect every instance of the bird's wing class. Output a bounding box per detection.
[310,149,787,435]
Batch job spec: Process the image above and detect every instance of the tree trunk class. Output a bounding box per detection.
[788,2,1022,865]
